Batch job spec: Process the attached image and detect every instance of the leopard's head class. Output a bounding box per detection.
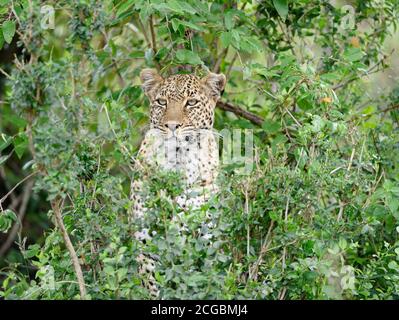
[140,69,226,138]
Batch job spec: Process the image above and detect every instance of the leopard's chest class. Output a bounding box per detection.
[139,130,219,186]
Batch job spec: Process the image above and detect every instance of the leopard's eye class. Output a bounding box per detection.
[155,98,167,106]
[186,99,199,107]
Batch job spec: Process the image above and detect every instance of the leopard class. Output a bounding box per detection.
[130,68,226,299]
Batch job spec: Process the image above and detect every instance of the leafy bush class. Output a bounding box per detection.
[1,0,399,299]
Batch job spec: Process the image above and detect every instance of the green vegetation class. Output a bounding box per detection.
[1,0,399,299]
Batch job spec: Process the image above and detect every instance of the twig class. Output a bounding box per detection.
[244,186,250,259]
[381,103,399,114]
[149,15,157,53]
[284,106,302,127]
[346,146,356,173]
[101,29,125,87]
[0,171,38,206]
[0,66,12,79]
[102,103,130,155]
[217,101,264,126]
[213,48,228,73]
[362,170,385,209]
[225,52,238,79]
[332,56,387,91]
[337,200,345,222]
[102,104,138,170]
[284,197,289,222]
[278,287,287,300]
[0,180,34,257]
[248,220,275,281]
[136,18,151,49]
[51,198,87,299]
[277,19,296,57]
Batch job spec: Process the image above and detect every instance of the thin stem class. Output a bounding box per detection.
[0,171,38,205]
[149,15,157,53]
[0,180,34,257]
[51,198,87,299]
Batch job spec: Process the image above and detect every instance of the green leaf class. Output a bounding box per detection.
[388,261,399,271]
[343,47,364,62]
[171,18,180,32]
[116,0,134,17]
[273,0,288,19]
[0,209,17,233]
[0,134,12,152]
[311,115,326,133]
[262,119,281,134]
[2,20,16,44]
[320,72,341,82]
[104,265,115,275]
[13,133,28,159]
[25,244,41,258]
[175,49,202,65]
[297,94,313,111]
[2,113,27,128]
[129,50,144,58]
[241,36,263,53]
[224,10,235,30]
[0,153,11,166]
[220,31,232,48]
[139,4,152,22]
[388,197,399,216]
[176,1,196,15]
[155,0,195,15]
[230,29,241,49]
[178,19,204,32]
[0,6,7,15]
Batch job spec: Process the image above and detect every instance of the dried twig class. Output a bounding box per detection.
[51,198,87,299]
[0,66,12,79]
[0,171,38,206]
[0,180,34,257]
[248,220,275,281]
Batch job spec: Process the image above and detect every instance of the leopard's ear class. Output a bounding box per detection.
[140,68,163,97]
[202,72,226,101]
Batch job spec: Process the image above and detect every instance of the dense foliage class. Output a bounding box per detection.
[1,0,399,299]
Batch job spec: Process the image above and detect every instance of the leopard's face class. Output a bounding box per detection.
[140,69,226,138]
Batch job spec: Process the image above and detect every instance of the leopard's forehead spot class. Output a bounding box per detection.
[159,74,202,100]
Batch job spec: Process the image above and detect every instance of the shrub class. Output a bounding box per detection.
[0,0,398,299]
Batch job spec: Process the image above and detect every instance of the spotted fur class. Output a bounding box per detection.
[130,69,226,298]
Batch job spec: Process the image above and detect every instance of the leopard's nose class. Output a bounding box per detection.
[164,122,182,132]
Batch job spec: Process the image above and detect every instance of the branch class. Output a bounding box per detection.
[332,56,387,91]
[382,103,399,114]
[136,18,151,49]
[0,179,34,257]
[0,66,12,79]
[51,198,87,299]
[249,220,275,281]
[217,101,264,126]
[0,171,38,206]
[149,15,157,53]
[225,52,238,80]
[101,30,125,88]
[213,48,228,73]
